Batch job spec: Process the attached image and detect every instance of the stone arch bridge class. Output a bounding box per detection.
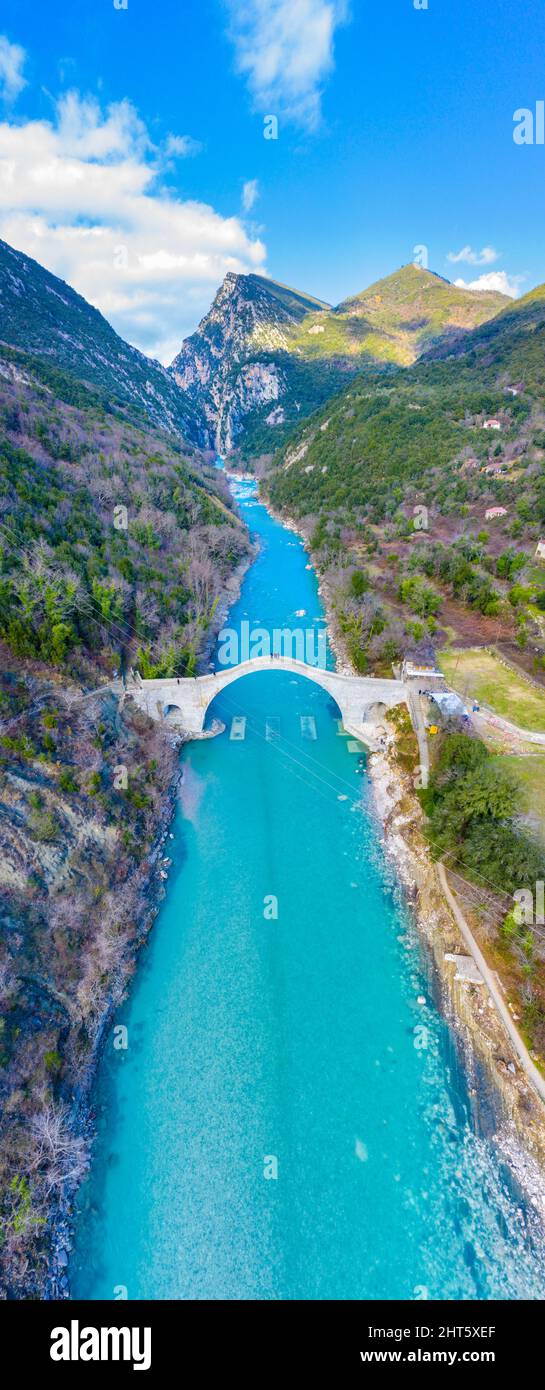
[125,656,411,752]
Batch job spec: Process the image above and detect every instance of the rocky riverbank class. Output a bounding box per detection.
[367,742,545,1215]
[262,486,545,1206]
[0,545,254,1299]
[0,670,190,1299]
[45,741,186,1299]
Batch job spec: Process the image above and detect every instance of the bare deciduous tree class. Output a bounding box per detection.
[29,1102,89,1196]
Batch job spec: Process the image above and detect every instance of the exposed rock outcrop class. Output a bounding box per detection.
[169,271,329,452]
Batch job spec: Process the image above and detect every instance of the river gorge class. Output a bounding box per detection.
[70,470,545,1301]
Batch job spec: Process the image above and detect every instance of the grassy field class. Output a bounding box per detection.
[493,753,545,842]
[440,648,545,733]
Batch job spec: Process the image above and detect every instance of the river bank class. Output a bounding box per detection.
[67,469,545,1299]
[368,743,545,1211]
[44,739,186,1299]
[0,702,185,1299]
[0,528,255,1299]
[262,491,545,1211]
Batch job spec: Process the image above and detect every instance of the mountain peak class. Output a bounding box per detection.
[211,269,331,316]
[168,270,333,451]
[337,261,508,313]
[168,260,511,456]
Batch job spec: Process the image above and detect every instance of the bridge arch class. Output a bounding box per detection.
[202,661,344,731]
[200,656,342,721]
[163,701,186,720]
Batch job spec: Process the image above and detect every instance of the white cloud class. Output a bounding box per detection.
[224,0,349,130]
[165,133,203,158]
[447,245,499,266]
[0,35,27,103]
[242,178,259,211]
[453,271,524,299]
[0,90,266,362]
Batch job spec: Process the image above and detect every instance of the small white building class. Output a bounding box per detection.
[482,418,502,431]
[485,506,507,520]
[536,539,545,561]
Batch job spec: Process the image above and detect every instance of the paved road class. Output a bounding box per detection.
[470,703,545,747]
[443,675,545,745]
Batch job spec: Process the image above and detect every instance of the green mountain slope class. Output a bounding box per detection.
[331,265,508,361]
[425,280,545,393]
[264,280,545,677]
[265,277,542,523]
[0,238,200,441]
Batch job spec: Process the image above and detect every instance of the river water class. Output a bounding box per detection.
[71,473,545,1300]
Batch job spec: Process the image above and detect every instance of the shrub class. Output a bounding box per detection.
[349,569,369,599]
[58,768,78,794]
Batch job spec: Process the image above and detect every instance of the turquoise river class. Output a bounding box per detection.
[71,471,545,1300]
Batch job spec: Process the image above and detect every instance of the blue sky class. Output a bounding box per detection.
[1,0,544,361]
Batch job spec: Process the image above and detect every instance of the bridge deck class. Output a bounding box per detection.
[124,657,418,758]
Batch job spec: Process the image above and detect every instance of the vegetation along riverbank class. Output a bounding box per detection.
[0,340,251,1297]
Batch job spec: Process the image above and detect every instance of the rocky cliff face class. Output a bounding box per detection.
[169,271,331,453]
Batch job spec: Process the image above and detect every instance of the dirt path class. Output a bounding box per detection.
[438,863,545,1107]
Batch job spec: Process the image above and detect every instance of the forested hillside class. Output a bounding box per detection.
[265,288,545,680]
[0,342,250,1296]
[0,342,249,678]
[0,238,201,441]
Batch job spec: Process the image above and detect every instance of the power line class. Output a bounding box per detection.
[211,682,368,813]
[211,678,370,799]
